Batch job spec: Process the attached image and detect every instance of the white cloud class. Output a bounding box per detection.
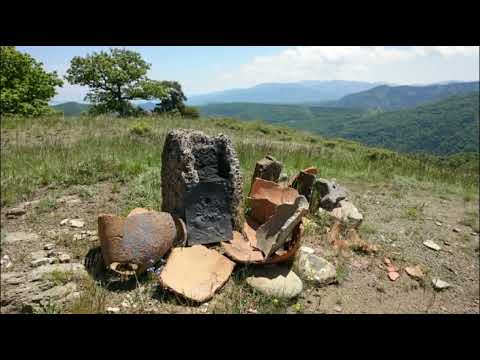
[214,46,479,90]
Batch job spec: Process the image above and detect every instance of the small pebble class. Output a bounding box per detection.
[423,240,441,251]
[452,227,461,233]
[432,278,451,291]
[58,254,71,263]
[44,243,54,250]
[334,305,342,312]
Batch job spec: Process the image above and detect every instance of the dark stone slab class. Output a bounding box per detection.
[294,171,316,202]
[250,156,283,190]
[185,181,233,245]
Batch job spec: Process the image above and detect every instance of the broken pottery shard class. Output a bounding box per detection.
[244,217,259,247]
[249,178,299,224]
[121,212,176,273]
[347,229,379,253]
[388,272,400,281]
[161,129,244,232]
[255,195,309,259]
[159,245,235,302]
[98,214,126,266]
[405,265,424,280]
[185,181,233,245]
[310,178,347,212]
[221,231,264,263]
[250,155,283,191]
[98,211,177,275]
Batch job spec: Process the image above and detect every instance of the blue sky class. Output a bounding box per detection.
[17,46,480,103]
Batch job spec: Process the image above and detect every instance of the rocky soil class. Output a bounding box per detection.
[1,181,479,314]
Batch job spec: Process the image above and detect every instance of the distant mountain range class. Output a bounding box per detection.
[50,80,480,156]
[52,101,91,116]
[186,80,387,105]
[333,91,479,155]
[199,91,479,156]
[334,81,479,110]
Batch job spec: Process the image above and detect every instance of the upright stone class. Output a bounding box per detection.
[161,129,244,243]
[250,155,283,191]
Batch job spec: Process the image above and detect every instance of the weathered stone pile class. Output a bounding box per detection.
[89,128,372,303]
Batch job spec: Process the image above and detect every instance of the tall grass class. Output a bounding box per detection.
[1,115,478,207]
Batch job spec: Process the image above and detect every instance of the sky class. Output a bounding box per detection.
[17,46,480,103]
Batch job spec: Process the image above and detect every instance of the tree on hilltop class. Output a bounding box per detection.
[65,48,187,117]
[0,46,63,116]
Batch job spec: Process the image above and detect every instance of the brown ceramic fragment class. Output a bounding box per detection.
[256,195,309,259]
[159,245,235,302]
[221,231,265,263]
[249,178,299,223]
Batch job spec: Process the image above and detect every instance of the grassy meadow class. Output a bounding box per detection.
[1,114,479,211]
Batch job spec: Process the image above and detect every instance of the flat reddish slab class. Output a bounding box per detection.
[159,245,235,302]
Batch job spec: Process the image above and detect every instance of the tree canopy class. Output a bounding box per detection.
[0,46,63,116]
[65,49,187,117]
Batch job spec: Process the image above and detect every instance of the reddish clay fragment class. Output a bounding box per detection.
[221,231,264,263]
[249,178,299,223]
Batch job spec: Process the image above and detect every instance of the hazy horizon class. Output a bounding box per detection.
[17,46,479,103]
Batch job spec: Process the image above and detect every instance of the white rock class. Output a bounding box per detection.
[58,254,71,263]
[329,200,363,228]
[334,305,342,312]
[106,307,121,314]
[246,265,303,299]
[60,219,69,226]
[435,221,442,226]
[432,278,451,290]
[31,258,51,267]
[299,246,315,255]
[44,243,55,250]
[68,219,85,228]
[452,227,461,233]
[298,253,336,285]
[121,301,130,308]
[423,240,441,251]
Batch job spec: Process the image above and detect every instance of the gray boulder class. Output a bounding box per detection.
[246,265,303,299]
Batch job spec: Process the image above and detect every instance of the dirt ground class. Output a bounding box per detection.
[1,180,479,314]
